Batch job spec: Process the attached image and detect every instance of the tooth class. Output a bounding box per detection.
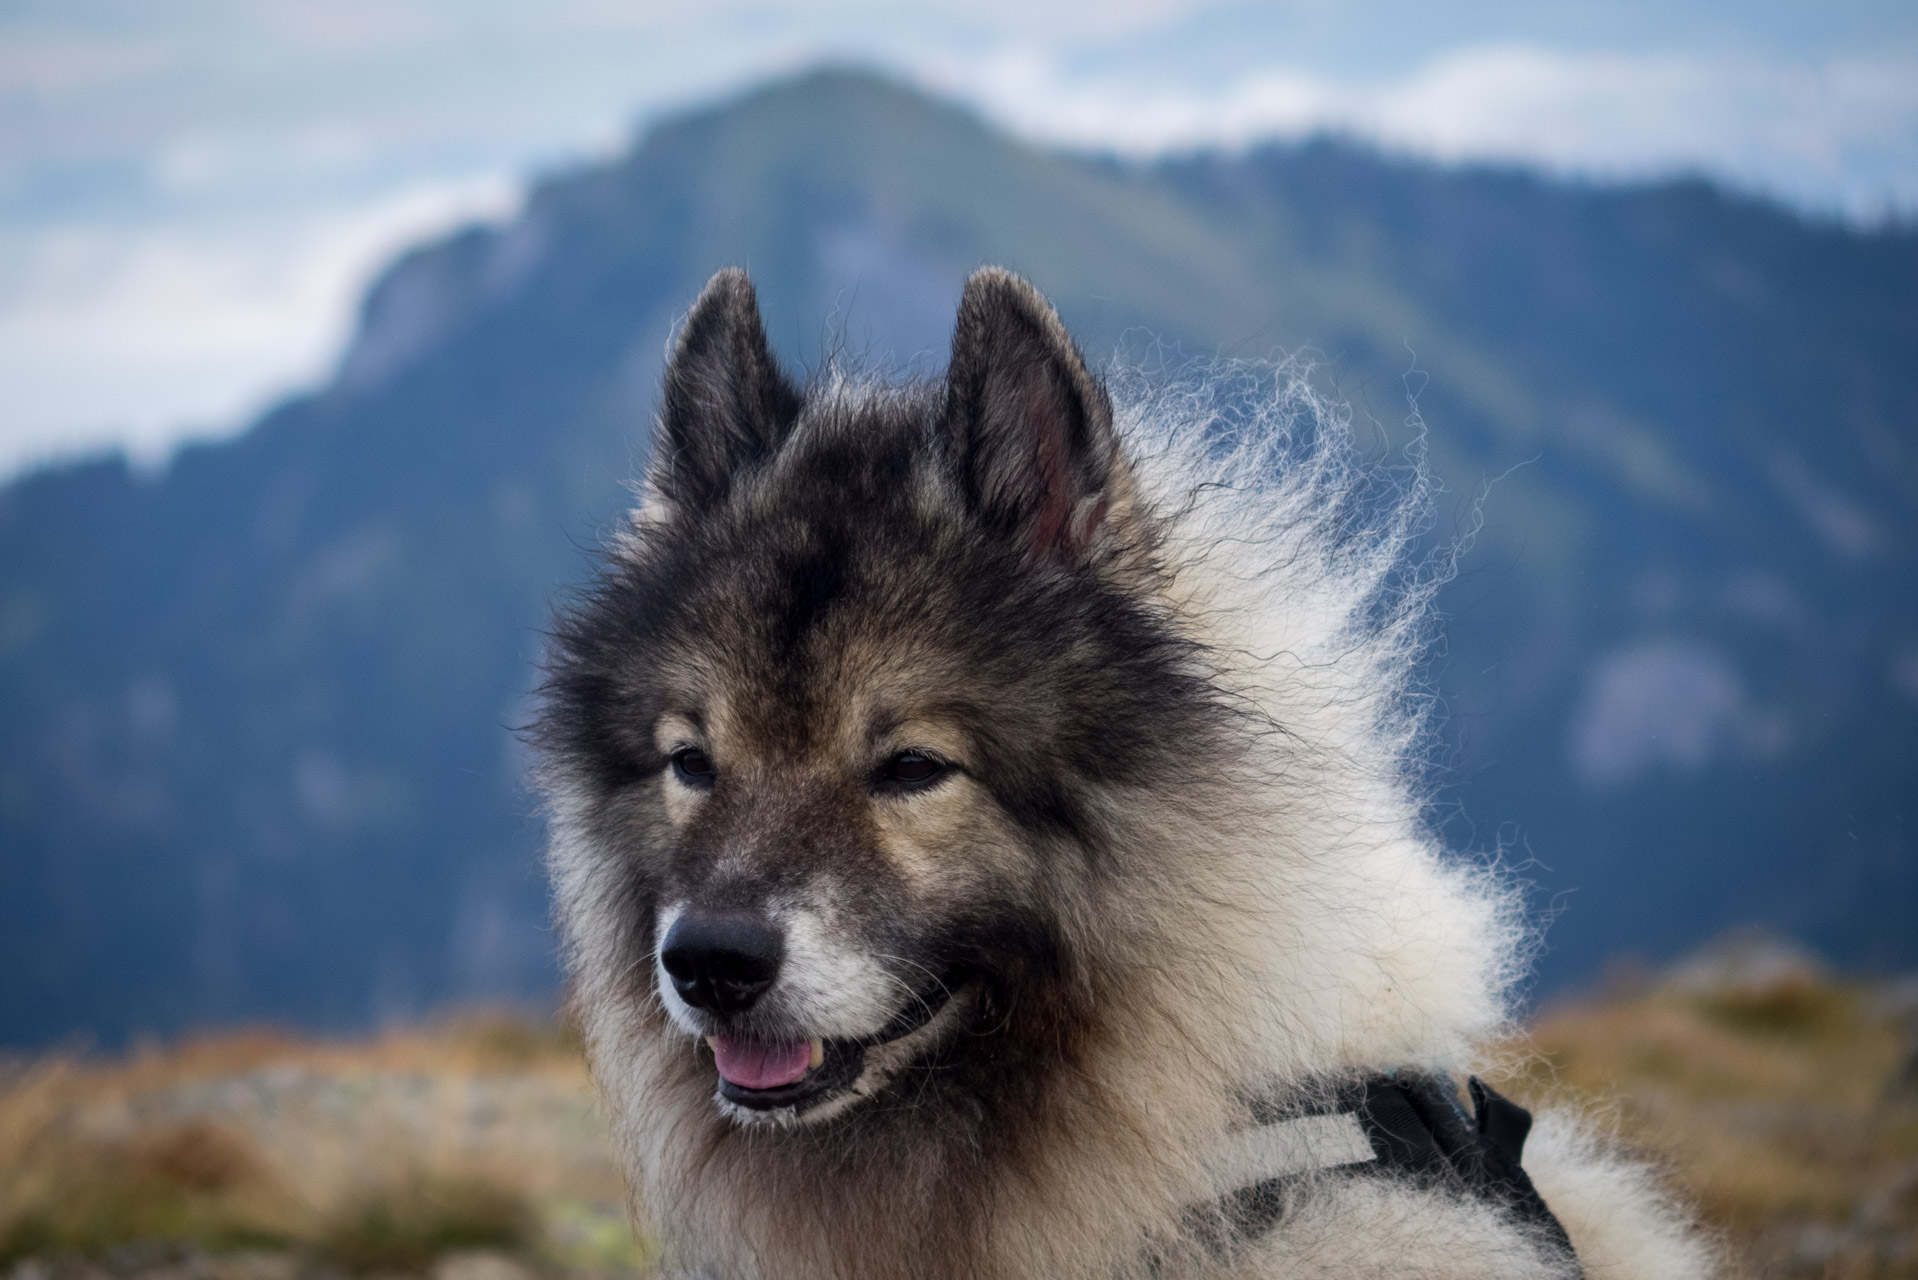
[809,1039,825,1069]
[704,1036,717,1050]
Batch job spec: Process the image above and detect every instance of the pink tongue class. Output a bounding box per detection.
[711,1034,813,1090]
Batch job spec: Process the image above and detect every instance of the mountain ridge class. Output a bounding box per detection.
[3,68,1913,1046]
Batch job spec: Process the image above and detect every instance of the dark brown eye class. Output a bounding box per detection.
[671,747,715,788]
[881,751,946,788]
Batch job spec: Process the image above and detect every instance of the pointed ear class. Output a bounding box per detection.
[944,268,1122,563]
[645,268,800,518]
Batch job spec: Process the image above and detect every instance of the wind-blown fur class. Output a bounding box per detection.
[536,268,1713,1279]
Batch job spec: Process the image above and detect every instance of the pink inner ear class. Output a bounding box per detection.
[993,357,1107,564]
[1027,403,1073,558]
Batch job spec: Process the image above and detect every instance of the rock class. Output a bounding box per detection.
[1663,928,1830,999]
[427,1252,538,1280]
[8,1259,112,1280]
[199,1254,304,1280]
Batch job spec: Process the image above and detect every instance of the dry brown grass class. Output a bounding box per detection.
[1492,973,1918,1278]
[0,1013,648,1276]
[4,977,1913,1278]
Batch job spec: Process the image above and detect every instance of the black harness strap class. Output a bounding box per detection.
[1358,1073,1577,1259]
[1209,1072,1580,1271]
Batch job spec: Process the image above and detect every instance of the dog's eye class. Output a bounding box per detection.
[880,751,946,788]
[671,747,716,789]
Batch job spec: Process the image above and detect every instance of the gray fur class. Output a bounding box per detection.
[536,268,1716,1279]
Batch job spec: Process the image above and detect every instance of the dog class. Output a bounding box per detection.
[536,267,1715,1279]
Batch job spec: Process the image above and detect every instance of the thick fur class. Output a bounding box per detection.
[536,268,1713,1278]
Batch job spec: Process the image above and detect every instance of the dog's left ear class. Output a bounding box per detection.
[944,268,1126,564]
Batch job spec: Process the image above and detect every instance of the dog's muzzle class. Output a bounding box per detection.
[658,908,971,1116]
[708,963,972,1114]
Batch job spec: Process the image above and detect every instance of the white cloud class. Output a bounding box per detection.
[934,43,1918,213]
[1,1,1914,477]
[546,0,1219,42]
[1566,639,1789,789]
[0,176,515,474]
[0,34,178,95]
[1767,451,1885,560]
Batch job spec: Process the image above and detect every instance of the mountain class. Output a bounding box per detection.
[3,69,1914,1047]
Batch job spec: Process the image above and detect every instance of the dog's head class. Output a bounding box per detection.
[541,268,1222,1125]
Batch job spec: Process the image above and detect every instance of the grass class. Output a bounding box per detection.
[0,1012,649,1275]
[316,1179,533,1274]
[1492,970,1918,1277]
[2,973,1913,1277]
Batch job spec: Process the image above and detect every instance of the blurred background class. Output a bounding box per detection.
[3,2,1916,1276]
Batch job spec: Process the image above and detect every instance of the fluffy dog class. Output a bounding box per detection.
[536,267,1714,1279]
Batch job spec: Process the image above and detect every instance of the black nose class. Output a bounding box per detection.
[659,911,784,1014]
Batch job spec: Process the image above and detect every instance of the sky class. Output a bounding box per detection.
[2,0,1915,478]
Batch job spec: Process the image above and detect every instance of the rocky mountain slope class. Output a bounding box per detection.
[3,69,1914,1044]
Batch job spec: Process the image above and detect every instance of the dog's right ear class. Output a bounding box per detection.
[944,268,1126,566]
[643,268,800,521]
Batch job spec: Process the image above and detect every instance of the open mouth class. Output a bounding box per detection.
[707,966,969,1113]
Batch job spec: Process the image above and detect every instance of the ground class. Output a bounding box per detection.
[4,947,1914,1279]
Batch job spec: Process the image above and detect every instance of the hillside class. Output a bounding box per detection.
[2,69,1915,1045]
